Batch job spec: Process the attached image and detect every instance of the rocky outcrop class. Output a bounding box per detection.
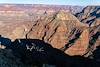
[75,6,100,26]
[26,10,92,56]
[75,6,100,56]
[84,25,100,57]
[25,9,100,56]
[65,29,89,55]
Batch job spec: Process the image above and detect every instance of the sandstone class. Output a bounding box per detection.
[65,28,89,56]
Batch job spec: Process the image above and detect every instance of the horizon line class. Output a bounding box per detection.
[0,3,99,6]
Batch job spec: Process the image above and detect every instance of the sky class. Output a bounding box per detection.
[0,0,100,6]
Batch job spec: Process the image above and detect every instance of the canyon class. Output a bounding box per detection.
[0,4,99,67]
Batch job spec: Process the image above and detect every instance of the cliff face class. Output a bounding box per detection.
[26,11,87,56]
[75,6,100,26]
[74,6,100,56]
[26,6,100,56]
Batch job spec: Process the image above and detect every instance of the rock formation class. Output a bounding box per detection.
[0,5,99,57]
[26,10,89,56]
[75,6,100,26]
[26,6,100,56]
[75,6,100,56]
[0,5,99,67]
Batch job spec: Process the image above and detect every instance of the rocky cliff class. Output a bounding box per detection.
[26,9,100,56]
[75,6,100,26]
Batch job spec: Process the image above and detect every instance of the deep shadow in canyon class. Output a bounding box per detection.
[0,35,100,67]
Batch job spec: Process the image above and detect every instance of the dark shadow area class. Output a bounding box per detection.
[83,32,100,56]
[0,35,11,47]
[86,6,100,26]
[89,32,100,47]
[0,35,100,67]
[87,19,95,26]
[75,6,100,26]
[92,46,100,62]
[60,29,82,51]
[90,6,100,18]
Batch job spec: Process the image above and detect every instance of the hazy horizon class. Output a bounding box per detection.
[0,0,99,6]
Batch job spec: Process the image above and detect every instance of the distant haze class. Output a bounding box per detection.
[0,0,100,6]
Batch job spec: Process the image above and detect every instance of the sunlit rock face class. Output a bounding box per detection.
[0,20,33,41]
[65,29,89,56]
